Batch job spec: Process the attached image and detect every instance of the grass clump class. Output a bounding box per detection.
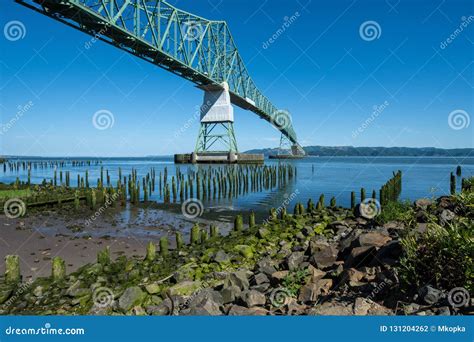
[399,219,473,293]
[376,200,416,227]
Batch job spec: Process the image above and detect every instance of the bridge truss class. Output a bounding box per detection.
[17,0,304,154]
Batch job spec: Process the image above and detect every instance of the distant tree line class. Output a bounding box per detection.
[246,146,474,157]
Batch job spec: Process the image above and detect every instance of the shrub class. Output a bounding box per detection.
[376,200,416,227]
[399,220,473,293]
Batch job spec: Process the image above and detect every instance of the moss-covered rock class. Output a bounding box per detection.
[118,286,146,312]
[168,281,202,297]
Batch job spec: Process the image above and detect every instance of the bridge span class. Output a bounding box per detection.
[17,0,305,158]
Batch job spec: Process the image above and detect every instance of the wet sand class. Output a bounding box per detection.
[0,203,232,280]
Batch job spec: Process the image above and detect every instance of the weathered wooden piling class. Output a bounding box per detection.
[234,215,243,231]
[97,247,110,266]
[175,232,184,250]
[361,188,366,202]
[146,241,156,261]
[191,224,200,245]
[318,194,325,208]
[52,256,66,281]
[450,172,456,195]
[210,225,219,238]
[200,229,208,244]
[248,211,255,228]
[159,237,169,256]
[5,255,21,284]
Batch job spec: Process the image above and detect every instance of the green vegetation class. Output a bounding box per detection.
[376,200,416,227]
[247,146,474,157]
[399,220,473,293]
[0,189,31,199]
[282,269,310,297]
[398,179,474,293]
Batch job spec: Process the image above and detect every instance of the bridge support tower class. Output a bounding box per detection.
[195,82,238,154]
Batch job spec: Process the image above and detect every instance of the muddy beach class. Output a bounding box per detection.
[0,203,233,279]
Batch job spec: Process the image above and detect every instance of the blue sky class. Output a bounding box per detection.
[0,0,473,157]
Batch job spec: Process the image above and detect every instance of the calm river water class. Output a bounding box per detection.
[2,156,473,214]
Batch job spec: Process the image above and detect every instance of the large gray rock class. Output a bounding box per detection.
[119,286,145,312]
[419,285,443,305]
[298,279,333,303]
[285,252,305,271]
[353,297,393,315]
[308,301,353,315]
[213,250,230,263]
[308,241,338,269]
[307,265,327,282]
[253,273,270,285]
[340,268,365,287]
[270,271,289,284]
[228,305,268,316]
[221,285,241,304]
[184,297,222,316]
[188,289,223,307]
[415,198,432,210]
[168,281,202,297]
[241,290,266,307]
[357,232,391,247]
[256,258,277,276]
[224,271,249,290]
[345,246,376,268]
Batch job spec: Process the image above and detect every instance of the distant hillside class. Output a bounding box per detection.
[245,146,474,157]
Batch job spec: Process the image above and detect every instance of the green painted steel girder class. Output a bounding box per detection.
[17,0,301,147]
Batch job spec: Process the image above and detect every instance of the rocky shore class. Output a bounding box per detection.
[0,189,472,316]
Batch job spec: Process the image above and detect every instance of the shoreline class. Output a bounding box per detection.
[0,189,471,316]
[0,204,232,280]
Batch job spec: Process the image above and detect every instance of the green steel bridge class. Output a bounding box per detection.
[17,0,304,155]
